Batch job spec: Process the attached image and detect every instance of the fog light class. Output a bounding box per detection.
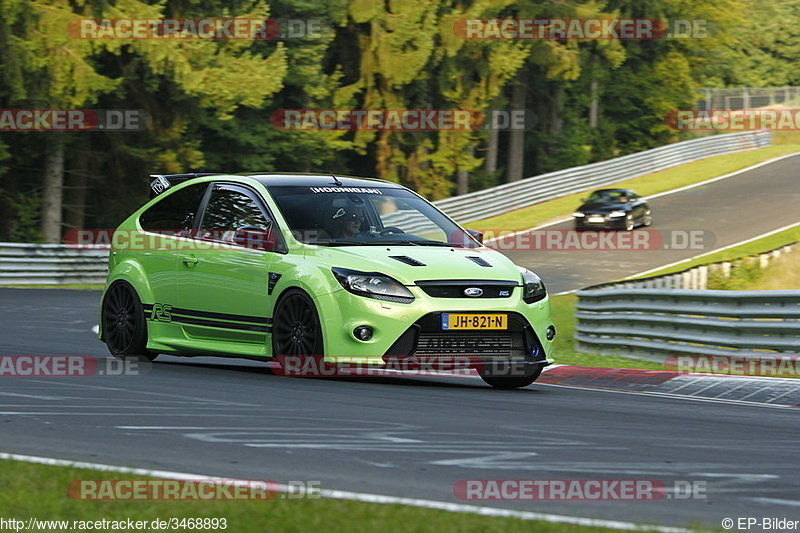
[546,325,556,340]
[354,326,373,341]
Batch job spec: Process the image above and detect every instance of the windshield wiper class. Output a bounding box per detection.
[405,240,456,247]
[315,239,366,246]
[362,239,455,247]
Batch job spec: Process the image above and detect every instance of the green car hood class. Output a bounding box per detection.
[305,245,524,285]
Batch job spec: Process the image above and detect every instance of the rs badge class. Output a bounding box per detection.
[151,303,173,322]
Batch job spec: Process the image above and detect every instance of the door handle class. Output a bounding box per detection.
[180,254,198,267]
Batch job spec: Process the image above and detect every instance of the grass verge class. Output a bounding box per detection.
[744,247,800,290]
[0,459,657,533]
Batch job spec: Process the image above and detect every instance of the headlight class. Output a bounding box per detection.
[332,268,414,303]
[572,212,586,217]
[608,211,626,217]
[521,269,547,304]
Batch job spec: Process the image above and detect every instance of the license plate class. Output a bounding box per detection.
[587,216,605,223]
[441,313,507,330]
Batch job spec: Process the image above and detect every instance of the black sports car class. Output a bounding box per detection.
[572,189,652,230]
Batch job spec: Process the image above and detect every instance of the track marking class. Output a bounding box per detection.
[21,377,262,406]
[746,497,800,508]
[430,452,539,468]
[0,452,690,533]
[0,392,67,401]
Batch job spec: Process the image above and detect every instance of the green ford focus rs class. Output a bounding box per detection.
[99,172,556,388]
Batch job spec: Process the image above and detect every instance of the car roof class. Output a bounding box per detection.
[592,188,635,194]
[222,172,405,189]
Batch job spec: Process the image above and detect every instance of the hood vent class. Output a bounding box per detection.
[390,255,426,267]
[466,256,492,267]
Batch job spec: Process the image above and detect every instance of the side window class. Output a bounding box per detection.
[140,183,207,233]
[198,186,283,251]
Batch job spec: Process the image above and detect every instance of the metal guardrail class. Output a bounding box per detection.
[0,243,109,285]
[698,86,800,111]
[434,130,771,225]
[575,288,800,358]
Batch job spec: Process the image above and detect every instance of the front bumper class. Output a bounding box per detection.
[574,215,627,229]
[312,285,555,366]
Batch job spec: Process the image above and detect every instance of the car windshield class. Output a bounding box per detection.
[587,190,629,203]
[267,185,480,248]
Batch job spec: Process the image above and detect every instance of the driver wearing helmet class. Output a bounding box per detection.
[319,206,365,239]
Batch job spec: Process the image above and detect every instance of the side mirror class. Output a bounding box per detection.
[466,229,484,244]
[233,226,277,251]
[448,228,483,247]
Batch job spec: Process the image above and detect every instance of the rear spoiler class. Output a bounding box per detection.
[149,173,221,198]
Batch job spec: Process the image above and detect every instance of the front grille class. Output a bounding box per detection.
[417,332,519,356]
[371,294,415,304]
[384,312,543,362]
[415,280,516,298]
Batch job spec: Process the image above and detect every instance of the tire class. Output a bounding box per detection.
[102,281,157,361]
[643,209,652,227]
[479,362,543,389]
[272,289,323,356]
[624,213,634,231]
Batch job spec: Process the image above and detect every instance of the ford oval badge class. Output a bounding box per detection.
[464,287,483,297]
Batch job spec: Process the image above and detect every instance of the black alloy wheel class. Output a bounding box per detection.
[272,289,323,356]
[102,281,156,361]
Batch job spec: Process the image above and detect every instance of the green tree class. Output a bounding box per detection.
[697,0,800,87]
[0,0,289,241]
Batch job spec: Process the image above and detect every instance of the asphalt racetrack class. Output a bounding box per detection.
[1,291,799,529]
